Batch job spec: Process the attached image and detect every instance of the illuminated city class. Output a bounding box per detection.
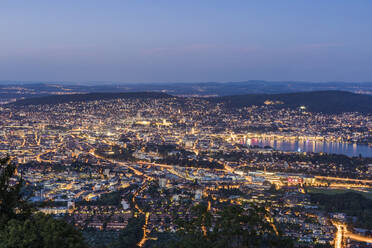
[1,92,371,247]
[1,1,372,248]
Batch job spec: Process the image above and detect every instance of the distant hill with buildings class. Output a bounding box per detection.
[1,81,372,104]
[9,92,174,106]
[9,90,372,114]
[207,91,372,114]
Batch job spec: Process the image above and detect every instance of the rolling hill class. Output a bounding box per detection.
[207,91,372,114]
[9,90,372,114]
[9,92,174,106]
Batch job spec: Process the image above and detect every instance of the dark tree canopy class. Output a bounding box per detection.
[310,192,372,229]
[0,214,87,248]
[113,216,145,248]
[0,157,87,248]
[0,157,32,223]
[170,204,294,248]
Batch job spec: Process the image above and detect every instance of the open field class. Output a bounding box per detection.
[307,187,372,200]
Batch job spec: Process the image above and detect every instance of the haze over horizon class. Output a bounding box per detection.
[1,0,372,83]
[1,80,372,86]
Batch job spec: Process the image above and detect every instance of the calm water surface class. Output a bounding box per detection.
[247,138,372,158]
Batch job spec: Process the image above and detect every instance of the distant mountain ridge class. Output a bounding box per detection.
[1,81,372,104]
[9,92,173,106]
[207,90,372,114]
[9,90,372,114]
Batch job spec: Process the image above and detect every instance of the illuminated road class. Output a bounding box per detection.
[333,223,343,248]
[315,176,372,184]
[265,207,279,236]
[347,232,372,243]
[140,161,252,182]
[332,221,372,248]
[329,183,371,189]
[88,150,151,179]
[132,179,151,214]
[36,149,57,163]
[138,212,150,247]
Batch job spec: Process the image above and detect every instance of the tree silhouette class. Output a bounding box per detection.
[0,157,87,248]
[113,216,145,248]
[173,204,294,248]
[0,157,32,224]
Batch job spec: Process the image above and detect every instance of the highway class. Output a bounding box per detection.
[332,221,372,248]
[333,223,343,248]
[315,176,372,184]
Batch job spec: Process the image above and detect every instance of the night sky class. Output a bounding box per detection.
[1,0,371,82]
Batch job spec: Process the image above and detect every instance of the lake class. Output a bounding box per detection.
[246,138,372,158]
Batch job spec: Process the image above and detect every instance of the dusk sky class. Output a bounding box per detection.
[1,0,372,83]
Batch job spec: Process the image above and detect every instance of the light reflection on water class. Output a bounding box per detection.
[246,138,372,157]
